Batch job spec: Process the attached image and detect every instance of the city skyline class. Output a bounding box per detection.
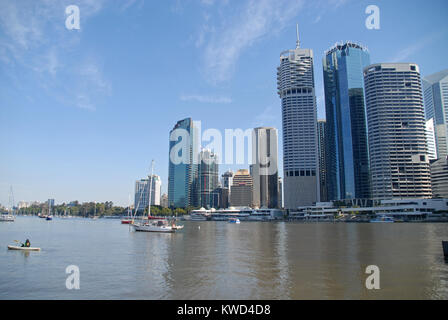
[2,0,448,206]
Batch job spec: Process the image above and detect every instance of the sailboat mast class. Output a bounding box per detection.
[148,160,154,219]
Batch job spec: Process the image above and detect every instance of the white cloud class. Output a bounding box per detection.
[180,94,232,104]
[0,0,110,110]
[390,31,443,63]
[251,105,280,128]
[196,0,305,84]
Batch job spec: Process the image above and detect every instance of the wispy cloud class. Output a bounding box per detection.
[251,105,280,128]
[312,0,350,24]
[195,0,305,84]
[180,94,232,104]
[391,31,445,63]
[120,0,145,12]
[0,0,110,110]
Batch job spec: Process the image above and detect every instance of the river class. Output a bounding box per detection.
[0,216,447,299]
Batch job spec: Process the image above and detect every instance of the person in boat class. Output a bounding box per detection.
[21,239,31,247]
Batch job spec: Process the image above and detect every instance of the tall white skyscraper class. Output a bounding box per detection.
[277,26,320,209]
[135,174,162,212]
[364,63,432,199]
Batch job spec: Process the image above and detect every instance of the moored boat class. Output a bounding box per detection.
[2,187,16,222]
[131,161,183,233]
[228,218,240,224]
[0,214,15,222]
[133,219,176,233]
[370,215,394,223]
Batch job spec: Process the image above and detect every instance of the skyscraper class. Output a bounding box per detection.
[317,120,327,202]
[230,169,253,207]
[278,177,283,208]
[323,42,371,201]
[426,118,437,160]
[168,118,199,208]
[196,149,219,208]
[134,175,162,212]
[277,26,320,209]
[430,156,448,198]
[160,193,168,208]
[423,69,448,159]
[221,170,234,189]
[252,127,279,208]
[364,63,432,199]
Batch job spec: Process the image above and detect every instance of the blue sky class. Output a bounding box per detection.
[1,0,447,207]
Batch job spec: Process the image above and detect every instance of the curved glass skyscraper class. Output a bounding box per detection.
[168,118,199,208]
[277,28,319,209]
[323,42,371,200]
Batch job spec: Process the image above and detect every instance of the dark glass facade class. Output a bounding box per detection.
[168,118,198,208]
[196,149,219,209]
[323,42,371,200]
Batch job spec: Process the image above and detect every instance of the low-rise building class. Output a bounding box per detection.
[431,156,448,198]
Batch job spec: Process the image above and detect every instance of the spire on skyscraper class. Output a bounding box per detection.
[296,24,300,49]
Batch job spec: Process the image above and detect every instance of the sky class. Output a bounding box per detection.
[1,0,447,207]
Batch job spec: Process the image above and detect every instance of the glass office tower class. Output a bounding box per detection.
[196,149,219,209]
[423,69,448,159]
[168,118,199,208]
[323,42,371,200]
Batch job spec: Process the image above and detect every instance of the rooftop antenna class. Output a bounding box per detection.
[296,24,300,49]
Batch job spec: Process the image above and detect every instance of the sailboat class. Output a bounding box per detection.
[121,195,133,224]
[1,186,16,222]
[92,201,99,219]
[132,161,182,233]
[46,201,53,220]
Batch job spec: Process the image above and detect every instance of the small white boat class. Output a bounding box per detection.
[370,215,394,223]
[172,224,184,230]
[228,218,240,224]
[0,214,15,222]
[7,245,41,251]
